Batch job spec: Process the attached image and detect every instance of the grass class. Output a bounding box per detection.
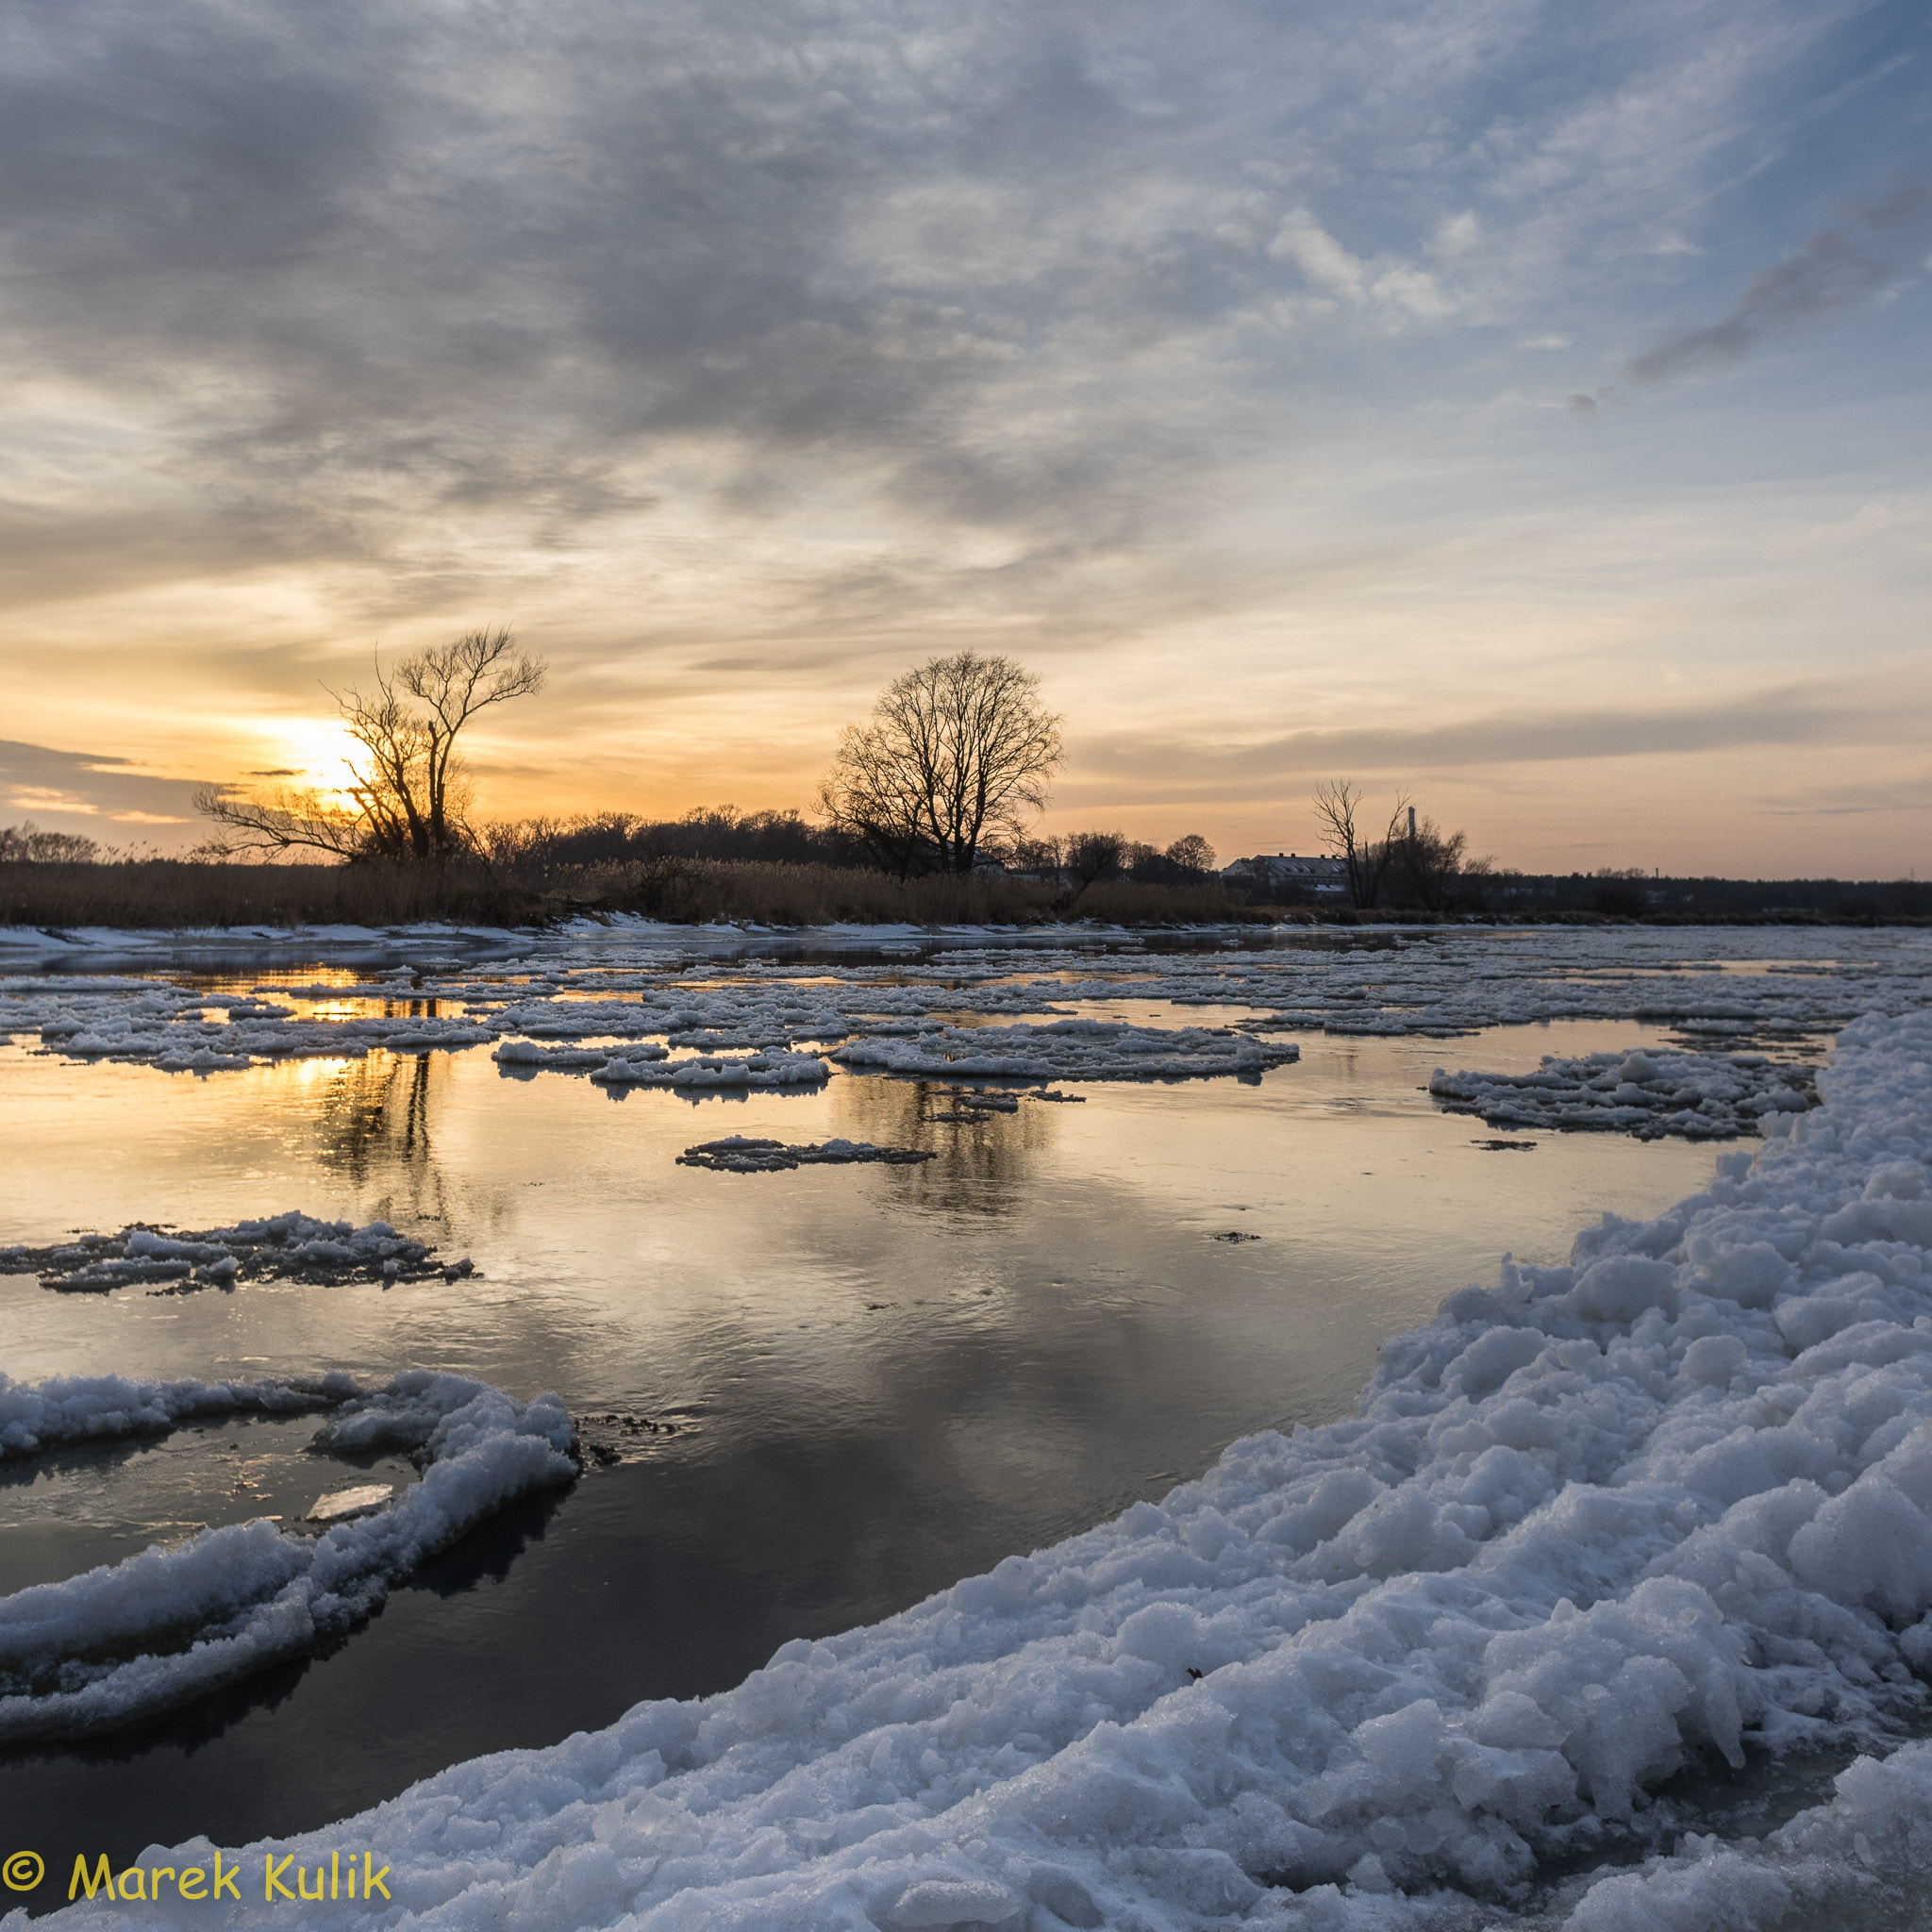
[0,858,1269,934]
[0,860,544,932]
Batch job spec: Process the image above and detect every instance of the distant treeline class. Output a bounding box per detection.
[2,813,1925,930]
[478,810,1221,888]
[1218,865,1932,922]
[481,808,868,874]
[1479,873,1932,924]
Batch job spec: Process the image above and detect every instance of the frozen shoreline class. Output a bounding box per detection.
[23,1003,1932,1929]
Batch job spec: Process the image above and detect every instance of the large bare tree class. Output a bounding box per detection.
[1311,779,1409,908]
[818,652,1063,875]
[197,628,546,861]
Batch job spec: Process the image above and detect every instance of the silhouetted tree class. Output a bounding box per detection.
[0,822,102,863]
[1311,779,1408,908]
[1165,833,1217,876]
[1391,812,1467,911]
[818,652,1063,876]
[196,628,546,861]
[1062,829,1128,907]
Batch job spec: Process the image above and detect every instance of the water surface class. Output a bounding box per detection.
[0,1000,1721,1884]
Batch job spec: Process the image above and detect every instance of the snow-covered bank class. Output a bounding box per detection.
[0,1373,575,1742]
[33,1007,1932,1930]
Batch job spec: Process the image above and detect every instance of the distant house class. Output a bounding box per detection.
[1222,852,1349,898]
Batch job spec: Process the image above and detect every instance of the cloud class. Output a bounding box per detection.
[0,741,211,836]
[1078,683,1893,796]
[1566,392,1599,420]
[1629,182,1929,385]
[0,0,1853,607]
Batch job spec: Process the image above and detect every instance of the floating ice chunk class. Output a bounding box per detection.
[0,1211,457,1293]
[591,1050,829,1090]
[491,1037,664,1071]
[677,1136,937,1173]
[1430,1047,1819,1140]
[0,1369,358,1460]
[833,1018,1299,1082]
[0,1372,575,1740]
[305,1484,394,1524]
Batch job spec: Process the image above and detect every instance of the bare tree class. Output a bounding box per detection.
[197,628,546,861]
[818,652,1063,876]
[1311,780,1408,908]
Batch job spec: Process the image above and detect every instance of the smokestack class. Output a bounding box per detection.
[1407,806,1416,840]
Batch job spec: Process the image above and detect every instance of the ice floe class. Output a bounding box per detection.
[494,1038,834,1091]
[676,1136,937,1174]
[0,1371,575,1741]
[1429,1047,1820,1141]
[0,1212,467,1293]
[591,1049,829,1091]
[0,1369,358,1460]
[832,1017,1300,1082]
[37,1008,1932,1927]
[6,929,1932,1091]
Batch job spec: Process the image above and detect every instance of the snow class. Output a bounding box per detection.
[1428,1049,1819,1141]
[0,1212,465,1293]
[0,1371,575,1743]
[677,1136,938,1174]
[25,1004,1932,1928]
[8,929,1930,1092]
[0,1369,358,1459]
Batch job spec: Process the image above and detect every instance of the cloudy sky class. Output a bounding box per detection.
[4,0,1928,873]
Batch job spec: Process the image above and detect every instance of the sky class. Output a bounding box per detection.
[3,0,1928,875]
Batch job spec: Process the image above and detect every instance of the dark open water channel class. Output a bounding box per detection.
[0,954,1723,1892]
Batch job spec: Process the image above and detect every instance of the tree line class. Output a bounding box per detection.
[26,630,1486,910]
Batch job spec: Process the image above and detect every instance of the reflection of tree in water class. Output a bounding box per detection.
[832,1074,1061,1217]
[314,1052,449,1226]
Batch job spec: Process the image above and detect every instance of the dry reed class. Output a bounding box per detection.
[1,858,1268,933]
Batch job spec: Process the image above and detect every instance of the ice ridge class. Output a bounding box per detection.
[0,1372,575,1742]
